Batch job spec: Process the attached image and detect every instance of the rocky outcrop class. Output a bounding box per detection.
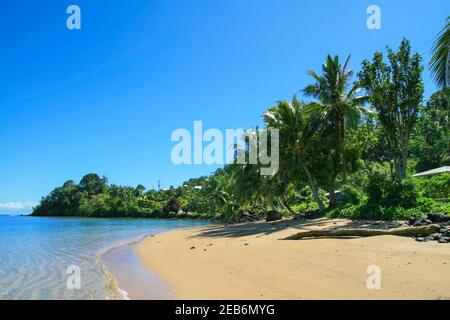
[409,213,450,243]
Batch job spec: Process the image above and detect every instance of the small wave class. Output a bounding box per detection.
[96,233,154,300]
[97,254,128,300]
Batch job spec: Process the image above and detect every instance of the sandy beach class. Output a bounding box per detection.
[136,218,450,300]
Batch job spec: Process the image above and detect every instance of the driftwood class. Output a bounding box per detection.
[284,224,442,240]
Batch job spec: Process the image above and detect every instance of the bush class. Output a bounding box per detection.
[366,173,420,208]
[338,185,365,206]
[415,173,450,199]
[327,173,445,221]
[366,171,387,202]
[327,202,426,221]
[384,179,420,208]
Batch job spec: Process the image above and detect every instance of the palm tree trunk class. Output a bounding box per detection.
[278,195,296,215]
[328,187,337,209]
[302,164,325,212]
[267,194,280,212]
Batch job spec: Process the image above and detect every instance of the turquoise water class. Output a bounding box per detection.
[0,215,207,300]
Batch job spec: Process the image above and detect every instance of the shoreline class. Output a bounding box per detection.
[99,233,174,300]
[136,218,450,300]
[99,225,211,300]
[97,234,153,300]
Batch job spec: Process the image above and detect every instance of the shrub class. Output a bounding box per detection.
[383,179,420,208]
[338,185,365,206]
[327,173,445,221]
[366,171,387,202]
[327,202,426,221]
[366,173,420,208]
[415,173,450,199]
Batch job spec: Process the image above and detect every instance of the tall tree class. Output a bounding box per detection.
[430,16,450,88]
[79,173,108,196]
[302,55,367,208]
[358,39,424,180]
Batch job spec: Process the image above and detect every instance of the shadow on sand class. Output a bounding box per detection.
[193,218,404,239]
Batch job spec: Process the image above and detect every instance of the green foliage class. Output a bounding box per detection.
[33,173,216,219]
[414,174,450,199]
[163,198,181,214]
[79,173,108,196]
[327,203,424,221]
[338,185,365,206]
[430,16,450,88]
[358,39,424,180]
[366,173,419,208]
[328,172,448,221]
[303,54,368,207]
[410,88,450,172]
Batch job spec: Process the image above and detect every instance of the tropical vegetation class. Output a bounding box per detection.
[33,35,450,222]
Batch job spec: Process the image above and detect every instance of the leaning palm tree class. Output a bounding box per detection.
[430,16,450,88]
[302,55,367,208]
[231,130,281,213]
[264,97,326,212]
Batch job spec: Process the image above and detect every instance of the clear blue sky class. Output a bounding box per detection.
[0,0,448,213]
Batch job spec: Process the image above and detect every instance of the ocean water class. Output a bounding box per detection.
[0,215,207,300]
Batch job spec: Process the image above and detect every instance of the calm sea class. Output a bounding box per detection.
[0,215,207,300]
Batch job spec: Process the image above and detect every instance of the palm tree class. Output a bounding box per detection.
[231,130,281,212]
[204,170,231,209]
[264,97,326,212]
[430,16,450,88]
[302,55,367,208]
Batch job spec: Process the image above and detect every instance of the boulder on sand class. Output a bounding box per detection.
[266,211,282,222]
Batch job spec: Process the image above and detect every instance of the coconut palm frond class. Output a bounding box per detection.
[430,17,450,88]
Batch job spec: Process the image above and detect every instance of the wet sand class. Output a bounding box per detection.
[102,239,173,300]
[136,218,450,300]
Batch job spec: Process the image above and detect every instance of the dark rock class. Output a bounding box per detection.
[293,213,306,220]
[427,213,450,223]
[438,237,449,243]
[266,210,282,222]
[413,217,433,227]
[433,233,442,240]
[408,217,417,226]
[413,217,425,226]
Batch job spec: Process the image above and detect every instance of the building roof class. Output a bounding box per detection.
[412,166,450,178]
